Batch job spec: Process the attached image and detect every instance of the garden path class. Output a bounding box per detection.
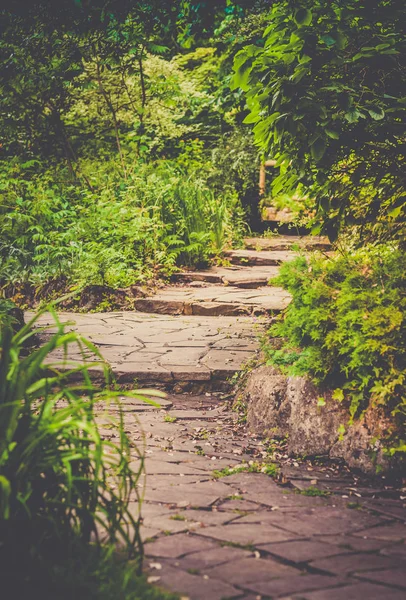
[35,235,406,598]
[112,393,406,600]
[35,235,326,391]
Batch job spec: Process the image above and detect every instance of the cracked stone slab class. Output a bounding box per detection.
[204,556,300,585]
[243,235,331,252]
[134,284,290,316]
[283,581,406,600]
[32,312,264,388]
[172,264,281,288]
[225,248,299,266]
[147,563,241,600]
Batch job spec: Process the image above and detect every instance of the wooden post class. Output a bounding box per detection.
[259,160,276,196]
[259,162,266,196]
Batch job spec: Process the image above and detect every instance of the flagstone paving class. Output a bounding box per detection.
[107,393,406,600]
[34,311,266,390]
[34,235,406,598]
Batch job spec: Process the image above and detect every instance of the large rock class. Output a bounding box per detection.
[243,365,393,473]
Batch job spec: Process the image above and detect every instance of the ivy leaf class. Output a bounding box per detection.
[310,137,326,161]
[345,108,361,123]
[333,388,345,402]
[325,129,339,139]
[294,8,312,26]
[368,106,385,120]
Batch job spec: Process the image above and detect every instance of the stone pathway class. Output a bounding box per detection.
[33,234,406,597]
[102,393,406,600]
[35,311,265,390]
[34,237,305,389]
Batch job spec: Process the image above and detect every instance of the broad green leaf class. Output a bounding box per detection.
[243,111,260,124]
[367,106,385,120]
[345,108,361,123]
[310,137,326,161]
[388,205,403,219]
[325,129,339,139]
[294,8,312,26]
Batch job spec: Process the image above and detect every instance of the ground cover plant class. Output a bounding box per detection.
[0,305,174,599]
[263,247,405,456]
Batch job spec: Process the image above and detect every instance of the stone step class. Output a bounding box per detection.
[172,265,280,288]
[134,285,290,317]
[225,249,298,267]
[262,206,294,223]
[244,235,331,252]
[32,312,266,392]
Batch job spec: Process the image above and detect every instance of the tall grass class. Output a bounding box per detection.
[0,307,170,598]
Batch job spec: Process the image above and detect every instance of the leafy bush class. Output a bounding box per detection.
[0,158,245,296]
[0,307,170,597]
[264,245,405,452]
[233,0,406,242]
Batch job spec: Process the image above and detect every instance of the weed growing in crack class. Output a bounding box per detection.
[298,486,330,497]
[213,462,279,479]
[164,415,177,423]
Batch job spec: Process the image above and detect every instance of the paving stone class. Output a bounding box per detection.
[381,544,406,559]
[225,249,298,266]
[237,506,386,536]
[260,539,352,563]
[178,508,240,527]
[283,581,406,600]
[316,534,392,552]
[219,499,262,512]
[151,564,241,600]
[353,523,406,542]
[310,552,402,575]
[145,533,218,558]
[243,235,330,252]
[195,523,300,545]
[355,568,406,589]
[205,556,300,586]
[33,312,263,388]
[243,574,343,597]
[175,545,253,571]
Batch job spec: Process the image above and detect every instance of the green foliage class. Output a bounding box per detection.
[0,307,168,596]
[213,461,278,479]
[264,246,405,450]
[0,157,245,292]
[298,486,330,497]
[233,0,406,242]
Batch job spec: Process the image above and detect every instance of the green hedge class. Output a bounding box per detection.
[264,244,405,455]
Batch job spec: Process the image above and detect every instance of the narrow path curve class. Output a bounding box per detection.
[34,235,326,390]
[34,235,406,599]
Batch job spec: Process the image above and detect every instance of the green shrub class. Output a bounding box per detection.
[0,158,245,294]
[0,307,170,597]
[264,245,405,453]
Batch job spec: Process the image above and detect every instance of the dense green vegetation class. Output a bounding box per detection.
[0,306,174,598]
[0,2,266,302]
[265,248,405,454]
[232,0,405,457]
[0,8,405,595]
[234,0,405,243]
